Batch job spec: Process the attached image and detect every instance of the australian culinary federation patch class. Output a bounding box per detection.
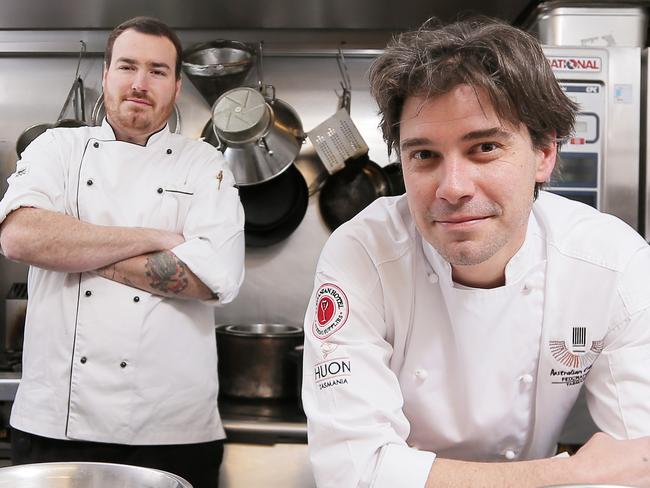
[312,283,349,340]
[549,326,603,386]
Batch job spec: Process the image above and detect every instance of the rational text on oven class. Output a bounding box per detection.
[547,56,602,73]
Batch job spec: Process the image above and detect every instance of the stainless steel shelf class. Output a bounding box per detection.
[0,375,19,402]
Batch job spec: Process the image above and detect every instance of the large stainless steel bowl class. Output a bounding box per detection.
[0,462,192,487]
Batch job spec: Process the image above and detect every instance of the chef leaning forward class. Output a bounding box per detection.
[0,16,244,488]
[302,17,650,488]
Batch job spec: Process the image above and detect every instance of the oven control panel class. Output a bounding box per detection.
[548,81,605,209]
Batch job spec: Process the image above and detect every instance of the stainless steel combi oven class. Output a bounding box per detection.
[531,4,648,445]
[543,45,642,233]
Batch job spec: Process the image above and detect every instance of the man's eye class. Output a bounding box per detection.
[479,142,498,152]
[152,70,166,76]
[118,65,133,71]
[412,150,433,160]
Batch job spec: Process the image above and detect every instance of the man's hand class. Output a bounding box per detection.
[570,432,650,486]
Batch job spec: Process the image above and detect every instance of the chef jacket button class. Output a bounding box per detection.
[120,361,127,368]
[426,272,438,284]
[521,283,532,295]
[157,187,163,194]
[414,368,428,379]
[84,290,92,297]
[166,148,172,155]
[80,356,87,364]
[133,296,140,303]
[504,449,516,460]
[86,179,94,186]
[520,374,534,384]
[93,142,99,148]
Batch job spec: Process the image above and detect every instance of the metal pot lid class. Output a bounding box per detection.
[212,87,268,135]
[215,323,304,337]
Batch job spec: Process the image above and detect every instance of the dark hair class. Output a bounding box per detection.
[105,16,182,79]
[369,17,578,198]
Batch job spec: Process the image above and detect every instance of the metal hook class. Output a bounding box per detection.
[257,41,264,92]
[336,47,352,113]
[336,47,351,92]
[74,40,86,81]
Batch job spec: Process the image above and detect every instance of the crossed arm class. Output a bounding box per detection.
[0,207,215,300]
[425,433,650,487]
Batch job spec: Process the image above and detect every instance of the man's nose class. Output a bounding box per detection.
[131,70,149,92]
[435,157,475,204]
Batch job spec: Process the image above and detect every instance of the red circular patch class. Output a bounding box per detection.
[312,283,349,340]
[317,296,335,325]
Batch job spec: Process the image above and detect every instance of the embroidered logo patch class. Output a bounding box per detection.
[314,357,351,390]
[549,326,603,386]
[312,283,349,340]
[321,342,338,360]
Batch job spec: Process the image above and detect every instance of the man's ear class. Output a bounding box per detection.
[175,77,182,99]
[102,63,108,92]
[535,132,558,183]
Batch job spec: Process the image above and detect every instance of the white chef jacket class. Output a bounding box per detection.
[302,191,650,488]
[0,120,245,445]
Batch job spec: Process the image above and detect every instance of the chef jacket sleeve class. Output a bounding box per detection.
[0,130,66,227]
[585,244,650,439]
[302,227,435,488]
[170,152,245,305]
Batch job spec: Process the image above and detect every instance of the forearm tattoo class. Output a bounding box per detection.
[145,251,189,295]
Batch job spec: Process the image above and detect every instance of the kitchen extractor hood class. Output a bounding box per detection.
[0,0,539,30]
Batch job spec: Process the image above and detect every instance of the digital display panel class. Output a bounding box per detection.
[574,121,588,133]
[549,153,598,188]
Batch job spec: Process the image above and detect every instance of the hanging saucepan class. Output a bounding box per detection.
[182,39,255,106]
[91,93,182,133]
[210,86,304,186]
[238,164,309,247]
[15,123,54,157]
[319,153,392,232]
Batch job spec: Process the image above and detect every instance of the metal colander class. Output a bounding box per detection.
[182,40,255,105]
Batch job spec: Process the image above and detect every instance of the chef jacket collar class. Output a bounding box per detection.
[422,210,546,288]
[99,117,171,147]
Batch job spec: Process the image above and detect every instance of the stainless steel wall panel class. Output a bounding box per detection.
[0,38,384,330]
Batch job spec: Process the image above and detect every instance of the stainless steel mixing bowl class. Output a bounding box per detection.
[0,462,192,487]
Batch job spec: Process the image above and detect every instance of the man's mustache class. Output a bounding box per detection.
[426,200,501,221]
